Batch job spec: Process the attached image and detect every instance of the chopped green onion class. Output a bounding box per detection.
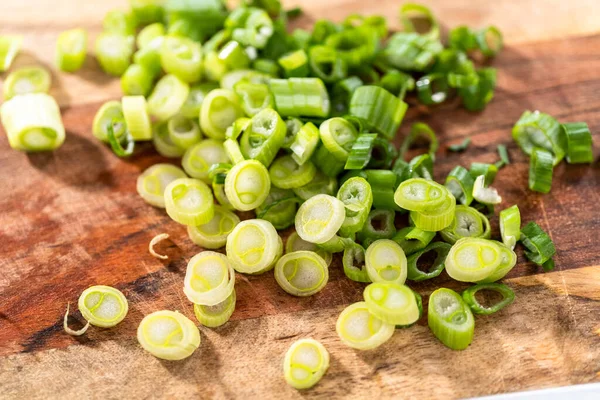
[218,41,250,70]
[332,76,363,115]
[512,110,565,165]
[496,144,510,167]
[95,33,133,76]
[207,163,232,185]
[269,155,316,189]
[400,3,440,40]
[55,28,87,72]
[164,178,215,226]
[394,178,448,212]
[520,222,556,266]
[231,8,274,49]
[269,77,330,117]
[396,289,423,329]
[428,288,474,350]
[325,27,378,69]
[470,162,498,186]
[473,175,502,205]
[122,96,152,141]
[187,206,240,249]
[194,289,236,328]
[108,118,135,157]
[407,242,451,281]
[358,209,396,243]
[220,69,271,91]
[499,205,521,250]
[364,282,420,326]
[136,163,187,208]
[543,258,555,272]
[476,26,503,57]
[3,66,51,100]
[130,0,164,25]
[278,49,309,78]
[252,58,280,76]
[445,166,474,205]
[342,242,370,282]
[308,45,347,84]
[184,250,235,305]
[478,241,517,283]
[365,239,408,285]
[283,339,330,390]
[223,138,245,165]
[78,285,128,328]
[562,122,594,163]
[410,192,456,232]
[224,160,271,211]
[159,35,203,83]
[368,137,398,169]
[226,219,282,274]
[256,187,299,230]
[379,70,415,99]
[0,93,65,152]
[336,301,395,350]
[313,144,346,177]
[345,133,377,170]
[275,251,329,297]
[286,232,332,266]
[529,148,554,193]
[0,35,22,72]
[234,81,273,116]
[147,74,190,121]
[293,171,338,201]
[459,68,497,111]
[239,108,287,166]
[445,238,504,282]
[137,310,200,361]
[133,36,164,76]
[440,205,491,244]
[137,22,165,49]
[408,153,434,180]
[282,117,302,149]
[349,85,408,139]
[167,115,202,149]
[399,122,439,161]
[200,88,245,140]
[392,226,435,255]
[153,122,184,158]
[416,73,449,105]
[317,234,354,253]
[337,177,373,237]
[295,194,346,244]
[290,122,320,165]
[319,117,359,162]
[383,32,443,71]
[103,10,136,35]
[462,283,514,315]
[121,63,155,96]
[448,137,471,152]
[448,26,477,52]
[180,83,218,119]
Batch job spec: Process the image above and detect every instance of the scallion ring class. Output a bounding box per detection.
[239,108,287,166]
[283,339,330,390]
[445,165,474,205]
[137,310,201,361]
[78,285,128,328]
[187,206,240,250]
[428,288,474,350]
[342,242,370,282]
[406,242,451,281]
[365,239,408,285]
[164,178,215,226]
[473,175,502,205]
[336,302,395,350]
[519,222,556,266]
[293,171,338,202]
[529,148,554,193]
[295,194,346,244]
[182,139,230,183]
[167,115,202,150]
[274,251,329,297]
[224,160,271,211]
[392,226,436,255]
[3,66,51,100]
[184,251,235,306]
[462,283,515,315]
[286,232,333,267]
[226,219,282,274]
[147,74,190,122]
[269,155,317,189]
[562,122,594,164]
[440,205,491,244]
[122,95,152,141]
[363,282,420,325]
[194,289,236,328]
[445,238,504,282]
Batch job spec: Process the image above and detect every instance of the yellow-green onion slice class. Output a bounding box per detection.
[0,93,65,151]
[137,310,201,361]
[134,36,164,76]
[187,205,240,249]
[295,194,346,244]
[365,239,408,284]
[336,301,395,350]
[121,63,155,97]
[499,205,521,250]
[95,33,133,76]
[406,241,451,281]
[164,178,215,226]
[103,10,136,35]
[283,338,330,390]
[149,233,169,260]
[63,303,90,336]
[477,242,517,283]
[319,117,359,162]
[0,35,22,72]
[180,83,219,119]
[274,251,329,297]
[137,163,187,208]
[285,232,332,266]
[160,35,203,83]
[153,121,185,158]
[394,178,448,212]
[224,159,271,211]
[445,165,474,206]
[278,49,309,78]
[148,74,190,121]
[462,283,514,315]
[269,77,330,118]
[184,251,235,305]
[529,147,554,193]
[473,175,502,204]
[137,22,165,49]
[167,115,202,149]
[337,177,373,237]
[363,282,420,325]
[269,155,317,189]
[200,88,245,140]
[234,81,273,116]
[343,242,370,282]
[392,226,436,255]
[93,101,124,143]
[122,95,152,141]
[3,66,51,100]
[445,238,503,282]
[239,108,287,167]
[256,187,299,230]
[410,192,456,232]
[428,288,474,350]
[293,171,338,202]
[290,122,320,165]
[440,205,491,244]
[194,289,236,328]
[182,139,230,183]
[226,219,282,274]
[78,285,128,328]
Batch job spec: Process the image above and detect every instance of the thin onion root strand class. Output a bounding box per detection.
[149,233,170,260]
[63,303,90,336]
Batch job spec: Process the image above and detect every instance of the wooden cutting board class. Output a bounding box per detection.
[1,1,599,398]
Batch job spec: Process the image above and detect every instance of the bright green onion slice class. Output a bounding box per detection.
[462,283,515,315]
[445,238,503,282]
[365,239,407,284]
[274,251,329,297]
[416,73,449,105]
[392,226,435,255]
[278,49,309,78]
[136,163,187,208]
[153,122,184,158]
[270,155,317,189]
[224,160,271,211]
[187,206,240,250]
[367,137,398,169]
[78,285,128,328]
[408,153,434,180]
[409,194,456,232]
[394,178,447,212]
[337,177,373,237]
[224,138,245,165]
[358,209,396,243]
[350,85,407,139]
[363,282,420,325]
[336,301,395,350]
[122,96,152,141]
[469,162,498,186]
[428,288,474,350]
[218,41,250,70]
[290,122,320,165]
[200,89,245,140]
[108,117,134,157]
[256,187,299,230]
[147,74,190,121]
[476,26,503,57]
[512,110,565,165]
[0,35,22,72]
[440,205,491,244]
[286,232,332,266]
[283,339,330,390]
[182,139,229,183]
[313,144,346,177]
[269,77,330,117]
[194,288,236,328]
[56,28,87,72]
[103,10,136,35]
[0,93,65,152]
[400,3,440,40]
[407,242,451,281]
[239,108,287,166]
[445,166,474,205]
[3,66,51,100]
[345,133,377,170]
[459,68,497,111]
[519,222,556,266]
[562,122,593,163]
[121,64,155,97]
[478,242,517,283]
[308,45,347,83]
[295,194,346,244]
[133,36,164,76]
[499,205,521,250]
[226,219,282,274]
[180,83,219,119]
[234,81,273,116]
[529,148,554,193]
[160,35,203,83]
[343,242,370,282]
[137,22,165,49]
[95,33,133,76]
[184,251,235,305]
[167,115,202,149]
[473,175,502,205]
[137,310,201,361]
[293,171,338,201]
[319,117,359,162]
[164,178,215,226]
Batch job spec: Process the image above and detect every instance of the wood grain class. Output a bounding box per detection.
[1,1,600,399]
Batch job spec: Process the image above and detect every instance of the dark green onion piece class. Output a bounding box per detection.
[349,85,408,140]
[416,73,450,105]
[345,133,377,170]
[313,144,345,177]
[392,226,436,255]
[496,144,510,167]
[448,137,471,152]
[448,26,477,52]
[520,222,556,266]
[542,258,555,272]
[400,3,440,40]
[308,46,347,84]
[459,68,497,112]
[562,122,594,163]
[367,137,398,169]
[286,7,303,19]
[407,242,451,281]
[512,110,565,165]
[332,76,363,115]
[399,122,439,161]
[342,242,370,283]
[445,166,474,205]
[529,148,554,193]
[358,209,396,243]
[462,283,515,315]
[379,70,415,99]
[107,119,134,157]
[476,26,503,57]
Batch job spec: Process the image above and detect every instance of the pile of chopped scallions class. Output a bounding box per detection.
[0,0,596,390]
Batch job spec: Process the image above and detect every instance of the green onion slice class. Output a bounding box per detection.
[159,35,203,83]
[345,133,377,170]
[103,10,136,35]
[448,26,477,52]
[313,143,346,178]
[394,178,448,212]
[562,122,594,163]
[180,83,219,119]
[133,36,164,77]
[240,107,287,166]
[337,177,373,236]
[445,238,503,282]
[428,288,474,350]
[448,137,471,152]
[269,77,330,117]
[226,219,282,274]
[290,122,320,165]
[224,160,271,211]
[409,192,456,232]
[358,209,396,242]
[383,32,443,72]
[184,251,235,306]
[234,81,273,116]
[496,144,510,167]
[308,45,347,83]
[286,232,332,267]
[194,289,236,328]
[0,35,22,72]
[399,122,439,161]
[325,27,378,69]
[469,162,498,186]
[3,66,51,100]
[167,115,202,149]
[445,166,474,205]
[78,285,128,328]
[336,301,395,350]
[462,283,514,315]
[274,251,329,297]
[472,175,502,205]
[137,163,187,208]
[122,96,152,141]
[187,206,240,250]
[223,139,245,165]
[407,242,451,281]
[93,101,124,143]
[164,178,215,226]
[283,339,330,390]
[476,26,503,57]
[95,33,134,76]
[293,171,338,201]
[367,137,398,169]
[152,122,184,158]
[295,194,346,244]
[416,73,450,105]
[278,49,309,78]
[519,222,556,266]
[121,64,155,97]
[182,139,230,183]
[349,85,408,139]
[529,148,554,193]
[147,74,190,122]
[440,206,491,244]
[499,205,521,250]
[200,89,244,140]
[137,310,201,361]
[365,239,408,285]
[269,155,317,189]
[392,226,435,255]
[512,110,565,165]
[319,117,359,162]
[477,242,517,283]
[342,242,370,282]
[63,303,90,336]
[400,3,440,40]
[363,282,420,326]
[256,187,299,230]
[137,22,165,49]
[282,117,303,149]
[227,117,252,141]
[108,118,135,157]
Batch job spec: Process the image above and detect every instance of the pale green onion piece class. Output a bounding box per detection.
[147,74,190,121]
[137,310,201,361]
[63,303,90,336]
[103,10,136,35]
[167,115,202,149]
[255,187,298,230]
[269,77,330,117]
[224,160,271,211]
[136,163,187,208]
[499,205,521,250]
[137,23,165,49]
[428,288,474,350]
[283,339,330,390]
[226,219,282,274]
[164,178,215,226]
[200,89,245,140]
[3,66,51,100]
[0,35,22,72]
[133,36,164,76]
[213,181,235,210]
[95,33,133,76]
[394,178,448,212]
[239,107,287,166]
[269,155,317,189]
[363,282,420,325]
[224,138,245,165]
[92,101,123,143]
[122,96,152,141]
[440,205,491,244]
[220,69,271,91]
[160,35,203,83]
[278,49,309,78]
[290,122,320,165]
[445,238,503,282]
[56,28,87,72]
[121,63,155,97]
[181,83,219,119]
[274,251,329,297]
[187,205,240,250]
[184,251,235,305]
[293,171,338,202]
[285,232,332,266]
[336,302,395,350]
[0,93,65,151]
[365,239,408,285]
[295,194,346,244]
[78,285,128,328]
[194,289,236,328]
[477,241,517,283]
[319,117,359,162]
[182,139,229,182]
[473,175,502,204]
[410,193,456,232]
[153,122,185,158]
[149,233,170,260]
